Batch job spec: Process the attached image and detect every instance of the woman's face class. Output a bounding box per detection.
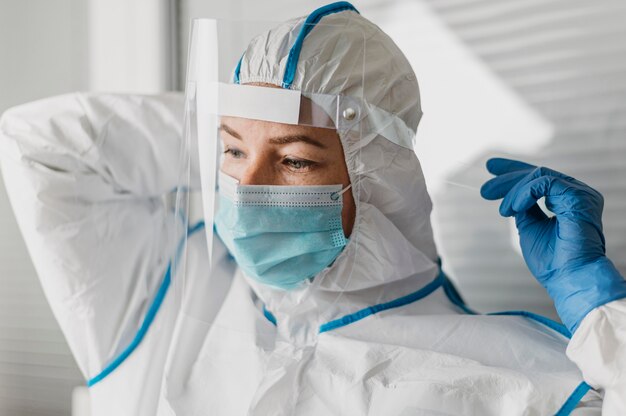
[219,115,356,237]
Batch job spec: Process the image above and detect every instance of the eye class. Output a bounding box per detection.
[224,147,245,159]
[283,157,316,171]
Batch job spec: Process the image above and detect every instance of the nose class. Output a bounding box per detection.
[239,154,276,185]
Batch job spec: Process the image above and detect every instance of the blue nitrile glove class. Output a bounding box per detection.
[480,157,626,333]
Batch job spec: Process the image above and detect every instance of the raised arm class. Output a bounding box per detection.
[481,157,626,414]
[0,92,193,379]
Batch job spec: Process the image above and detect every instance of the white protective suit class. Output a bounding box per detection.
[1,4,625,416]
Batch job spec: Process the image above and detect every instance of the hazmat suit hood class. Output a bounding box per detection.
[232,6,440,335]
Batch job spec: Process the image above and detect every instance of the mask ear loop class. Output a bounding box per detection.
[330,183,353,201]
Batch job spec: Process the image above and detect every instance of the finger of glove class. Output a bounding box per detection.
[481,163,572,201]
[481,170,529,200]
[526,165,577,184]
[544,188,604,234]
[487,158,582,187]
[500,175,571,217]
[486,158,536,176]
[514,203,548,229]
[497,166,581,216]
[528,167,597,196]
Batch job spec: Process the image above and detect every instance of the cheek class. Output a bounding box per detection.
[220,156,245,180]
[315,153,351,185]
[341,189,356,238]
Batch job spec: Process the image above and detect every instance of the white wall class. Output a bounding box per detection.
[87,0,177,92]
[0,0,88,112]
[0,3,88,414]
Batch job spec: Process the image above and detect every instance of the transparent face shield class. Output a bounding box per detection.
[181,17,366,289]
[163,17,371,411]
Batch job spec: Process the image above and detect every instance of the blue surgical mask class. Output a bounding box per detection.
[214,172,350,290]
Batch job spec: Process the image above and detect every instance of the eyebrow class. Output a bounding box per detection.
[268,135,327,149]
[219,123,327,149]
[219,124,242,140]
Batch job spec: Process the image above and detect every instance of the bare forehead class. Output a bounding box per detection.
[219,116,341,154]
[220,115,325,135]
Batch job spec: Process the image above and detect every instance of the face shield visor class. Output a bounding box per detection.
[180,16,369,293]
[161,16,388,412]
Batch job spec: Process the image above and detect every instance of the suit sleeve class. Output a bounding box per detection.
[566,298,626,416]
[0,92,196,379]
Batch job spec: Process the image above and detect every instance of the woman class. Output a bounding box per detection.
[1,2,624,415]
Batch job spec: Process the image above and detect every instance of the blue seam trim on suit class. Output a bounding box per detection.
[281,2,359,89]
[488,310,571,338]
[318,270,444,333]
[441,269,594,413]
[233,54,244,84]
[86,262,172,387]
[261,268,444,330]
[86,220,206,387]
[263,305,277,326]
[260,258,592,411]
[554,382,592,416]
[442,278,476,315]
[233,2,359,86]
[188,220,206,236]
[442,275,571,339]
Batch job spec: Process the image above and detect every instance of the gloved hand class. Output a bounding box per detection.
[480,157,626,333]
